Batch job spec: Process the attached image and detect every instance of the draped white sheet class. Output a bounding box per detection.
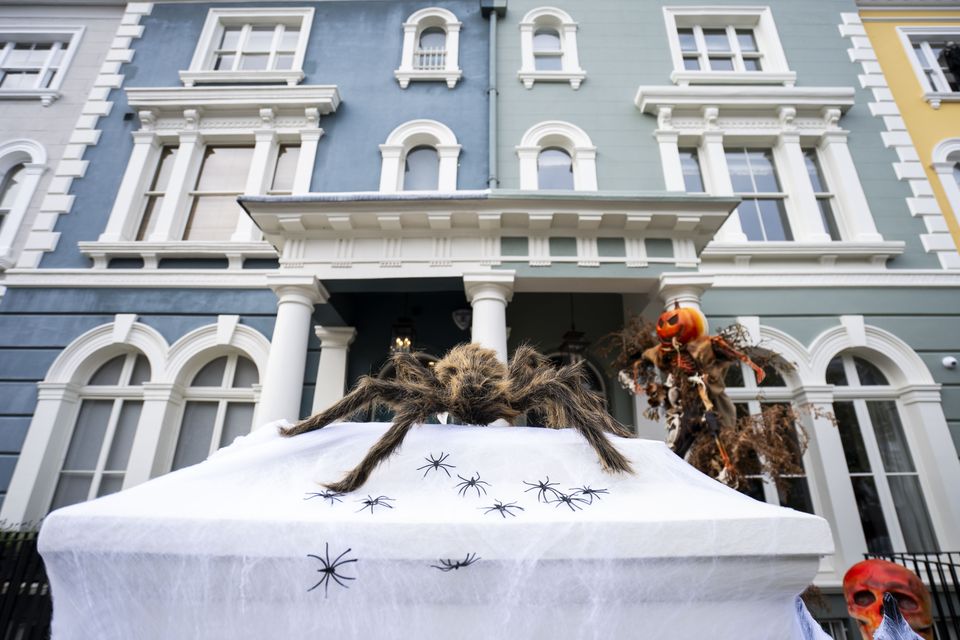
[40,422,834,639]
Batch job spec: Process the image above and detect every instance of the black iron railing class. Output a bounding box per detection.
[0,531,50,640]
[865,551,960,640]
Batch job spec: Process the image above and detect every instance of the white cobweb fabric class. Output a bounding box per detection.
[40,422,834,639]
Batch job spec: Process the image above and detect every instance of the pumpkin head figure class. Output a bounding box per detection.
[655,303,708,346]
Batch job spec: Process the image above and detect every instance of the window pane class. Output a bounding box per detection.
[678,28,697,52]
[220,403,254,448]
[703,29,729,52]
[195,147,252,192]
[0,164,24,210]
[271,145,300,193]
[214,54,235,71]
[757,198,792,241]
[708,56,735,71]
[854,357,889,386]
[736,200,764,242]
[130,354,151,386]
[737,29,759,53]
[679,148,704,192]
[534,54,563,71]
[725,363,745,387]
[817,198,842,241]
[419,27,446,50]
[244,27,274,52]
[279,28,300,51]
[239,53,269,71]
[403,146,439,191]
[193,356,227,387]
[803,149,827,192]
[183,196,242,240]
[851,476,893,554]
[779,477,814,514]
[742,57,762,71]
[725,149,753,192]
[826,355,849,386]
[537,147,574,190]
[172,402,218,470]
[748,150,781,192]
[533,29,561,51]
[96,474,124,498]
[758,365,786,388]
[88,355,125,386]
[50,474,92,511]
[232,356,259,388]
[888,475,939,552]
[274,54,294,70]
[62,400,112,471]
[137,196,162,241]
[105,401,141,471]
[150,147,178,192]
[737,477,766,502]
[834,401,871,473]
[219,27,241,51]
[867,401,915,472]
[682,56,700,71]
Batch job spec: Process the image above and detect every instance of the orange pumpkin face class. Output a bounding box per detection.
[656,304,707,345]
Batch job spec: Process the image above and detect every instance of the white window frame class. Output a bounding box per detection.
[931,138,960,226]
[394,7,462,89]
[180,8,314,87]
[897,27,960,109]
[0,139,46,270]
[663,7,795,86]
[518,7,586,90]
[516,120,597,191]
[0,26,84,106]
[378,119,461,193]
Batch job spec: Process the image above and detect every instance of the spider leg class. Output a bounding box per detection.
[280,377,413,437]
[307,576,328,593]
[325,408,433,493]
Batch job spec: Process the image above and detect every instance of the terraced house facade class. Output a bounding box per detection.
[0,0,958,633]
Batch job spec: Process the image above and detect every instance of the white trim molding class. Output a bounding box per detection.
[838,13,959,269]
[378,119,461,193]
[0,139,47,270]
[895,26,960,110]
[931,138,960,262]
[0,25,85,106]
[15,3,154,269]
[516,120,597,191]
[394,7,463,89]
[662,6,795,87]
[179,7,314,87]
[517,7,586,90]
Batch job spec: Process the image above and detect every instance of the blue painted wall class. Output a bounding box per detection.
[41,0,490,269]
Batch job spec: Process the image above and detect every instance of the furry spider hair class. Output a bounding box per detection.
[281,343,634,493]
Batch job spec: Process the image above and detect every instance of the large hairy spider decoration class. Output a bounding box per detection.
[281,343,634,493]
[307,543,357,597]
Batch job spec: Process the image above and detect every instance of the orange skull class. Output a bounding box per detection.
[843,559,933,640]
[655,304,707,346]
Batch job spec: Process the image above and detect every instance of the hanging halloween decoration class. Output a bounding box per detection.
[599,307,809,488]
[281,343,634,493]
[843,560,933,640]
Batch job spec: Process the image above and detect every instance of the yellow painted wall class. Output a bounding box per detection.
[861,10,960,251]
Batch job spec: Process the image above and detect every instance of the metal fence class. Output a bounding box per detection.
[0,531,50,640]
[865,551,960,640]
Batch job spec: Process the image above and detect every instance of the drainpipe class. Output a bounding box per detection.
[481,0,507,189]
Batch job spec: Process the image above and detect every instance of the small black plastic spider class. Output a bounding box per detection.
[307,543,357,597]
[417,452,456,478]
[455,473,490,498]
[356,495,394,514]
[570,486,609,504]
[481,500,524,518]
[304,490,344,505]
[550,492,590,512]
[430,553,481,572]
[522,476,563,503]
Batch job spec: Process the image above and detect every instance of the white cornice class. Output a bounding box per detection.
[702,241,905,267]
[126,85,341,114]
[635,86,856,115]
[1,269,271,289]
[705,270,960,288]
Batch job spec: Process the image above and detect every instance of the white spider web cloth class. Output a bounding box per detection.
[40,422,834,639]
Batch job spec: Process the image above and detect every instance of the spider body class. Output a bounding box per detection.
[304,490,344,505]
[523,477,563,503]
[356,495,394,514]
[307,543,357,597]
[281,343,634,493]
[455,473,490,498]
[551,492,590,512]
[417,452,455,478]
[570,486,608,504]
[431,553,481,571]
[481,500,524,518]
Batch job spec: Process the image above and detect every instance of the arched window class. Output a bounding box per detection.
[0,139,46,269]
[0,163,24,226]
[536,147,573,190]
[49,352,151,510]
[517,121,597,191]
[518,8,585,89]
[828,352,938,553]
[931,140,960,268]
[379,119,460,192]
[171,353,259,471]
[395,7,462,88]
[403,145,440,191]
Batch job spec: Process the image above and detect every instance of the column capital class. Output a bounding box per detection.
[299,128,325,143]
[267,274,329,307]
[797,385,835,405]
[464,270,515,303]
[658,273,714,310]
[315,326,357,348]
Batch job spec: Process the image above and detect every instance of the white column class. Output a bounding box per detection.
[436,144,462,191]
[519,23,535,78]
[572,146,598,191]
[656,130,685,191]
[657,274,713,310]
[561,23,582,75]
[148,130,203,242]
[818,130,882,242]
[232,129,276,242]
[123,383,182,487]
[99,132,160,242]
[776,131,831,242]
[445,22,462,78]
[463,271,515,362]
[257,276,328,426]
[700,128,746,242]
[293,128,323,195]
[378,144,403,192]
[312,327,357,413]
[516,146,539,190]
[397,22,418,80]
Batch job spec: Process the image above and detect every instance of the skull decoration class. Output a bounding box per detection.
[843,559,933,640]
[654,303,708,346]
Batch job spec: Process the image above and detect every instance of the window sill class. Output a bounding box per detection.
[178,69,304,87]
[394,69,462,89]
[78,240,277,269]
[924,91,960,110]
[670,70,796,87]
[0,88,61,107]
[701,240,905,267]
[518,69,586,90]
